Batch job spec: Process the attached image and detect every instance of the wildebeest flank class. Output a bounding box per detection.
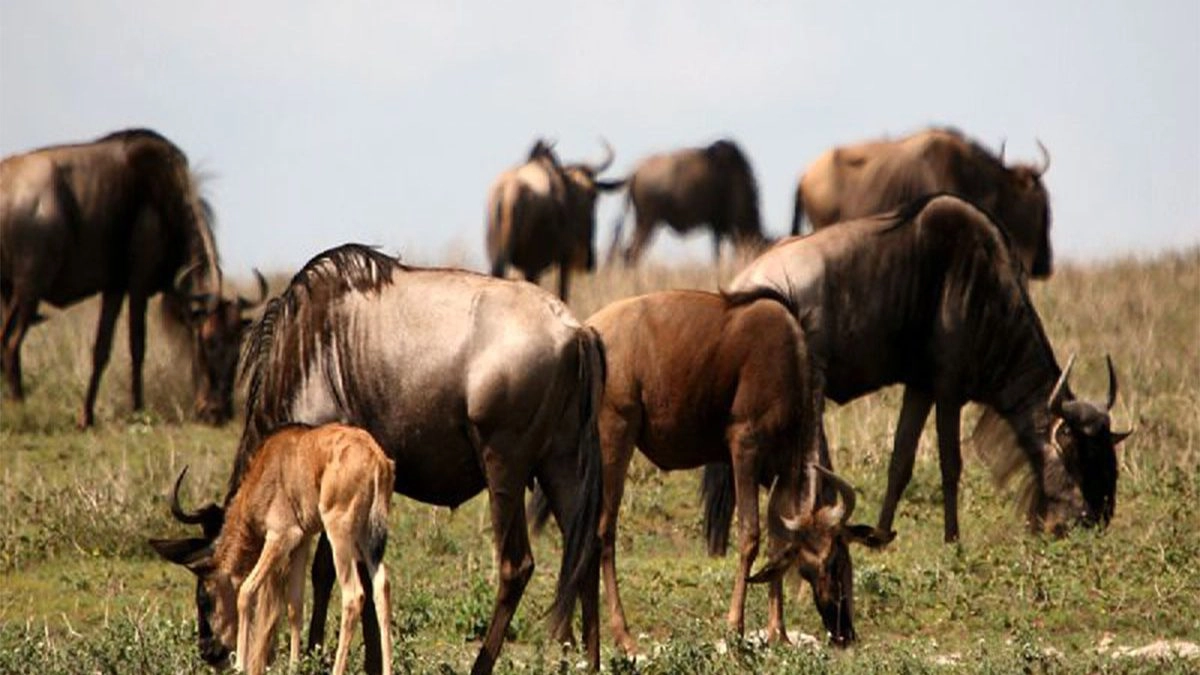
[706,194,1129,547]
[0,129,262,426]
[217,244,604,675]
[559,289,891,652]
[792,127,1053,277]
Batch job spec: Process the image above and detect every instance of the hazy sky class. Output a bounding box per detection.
[2,2,1197,278]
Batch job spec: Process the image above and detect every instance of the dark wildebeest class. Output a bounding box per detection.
[791,127,1054,277]
[486,139,624,300]
[152,424,395,675]
[551,289,892,652]
[0,129,265,426]
[705,194,1130,546]
[152,244,604,675]
[610,139,766,264]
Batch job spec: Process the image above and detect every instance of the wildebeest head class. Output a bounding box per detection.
[562,140,625,270]
[750,465,894,646]
[1040,355,1132,531]
[996,141,1053,277]
[148,468,235,668]
[180,271,269,424]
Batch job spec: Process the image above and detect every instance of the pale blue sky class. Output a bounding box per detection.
[2,2,1197,277]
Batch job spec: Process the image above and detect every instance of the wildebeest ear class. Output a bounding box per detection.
[746,546,798,584]
[843,524,895,549]
[148,537,213,574]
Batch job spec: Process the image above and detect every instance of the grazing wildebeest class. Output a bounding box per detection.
[154,244,604,675]
[610,139,766,264]
[0,128,264,426]
[151,423,395,675]
[486,139,624,300]
[705,194,1130,545]
[554,289,891,651]
[791,127,1054,277]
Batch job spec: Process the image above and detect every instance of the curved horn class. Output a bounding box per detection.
[1048,353,1076,416]
[169,467,208,525]
[589,138,615,174]
[1105,354,1118,412]
[238,269,269,311]
[1035,139,1051,177]
[173,263,202,295]
[813,464,857,526]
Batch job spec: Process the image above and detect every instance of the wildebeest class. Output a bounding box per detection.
[0,128,264,426]
[151,423,395,675]
[486,139,624,300]
[790,127,1053,277]
[610,139,766,264]
[155,244,604,675]
[706,194,1130,545]
[560,289,891,651]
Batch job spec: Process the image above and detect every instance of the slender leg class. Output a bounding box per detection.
[286,538,312,665]
[557,262,571,302]
[726,425,761,637]
[237,531,300,675]
[126,292,148,411]
[78,290,124,428]
[326,526,366,675]
[596,409,639,654]
[307,533,333,654]
[623,216,656,265]
[369,561,392,675]
[935,403,964,543]
[1,295,38,400]
[472,434,536,675]
[765,576,789,644]
[877,388,934,533]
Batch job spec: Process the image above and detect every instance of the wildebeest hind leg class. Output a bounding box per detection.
[1,294,39,400]
[78,290,124,428]
[126,292,148,411]
[473,438,535,675]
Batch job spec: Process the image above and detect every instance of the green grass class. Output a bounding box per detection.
[2,249,1198,673]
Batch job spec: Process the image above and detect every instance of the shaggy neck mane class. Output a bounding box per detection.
[228,244,401,501]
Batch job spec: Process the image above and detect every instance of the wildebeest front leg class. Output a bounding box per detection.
[765,575,789,644]
[878,388,934,534]
[726,425,761,637]
[126,292,148,412]
[79,290,124,428]
[936,403,964,543]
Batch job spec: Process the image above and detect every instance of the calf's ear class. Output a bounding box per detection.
[148,537,214,574]
[843,524,896,549]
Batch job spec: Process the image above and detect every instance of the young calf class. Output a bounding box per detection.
[576,289,892,652]
[150,423,395,675]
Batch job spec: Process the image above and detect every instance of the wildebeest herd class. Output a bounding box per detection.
[0,126,1132,674]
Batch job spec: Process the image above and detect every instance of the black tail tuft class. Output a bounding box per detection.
[701,463,735,557]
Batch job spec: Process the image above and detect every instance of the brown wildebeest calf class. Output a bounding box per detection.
[150,423,395,675]
[561,289,892,652]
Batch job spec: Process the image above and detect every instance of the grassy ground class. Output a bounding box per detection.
[1,248,1198,673]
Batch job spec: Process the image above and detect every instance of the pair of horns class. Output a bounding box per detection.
[779,464,857,533]
[997,139,1051,177]
[180,269,269,312]
[1048,353,1119,416]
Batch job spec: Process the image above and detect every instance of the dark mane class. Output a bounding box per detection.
[233,243,402,498]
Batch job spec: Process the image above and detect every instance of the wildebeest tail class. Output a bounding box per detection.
[701,464,735,556]
[790,182,805,236]
[366,458,394,567]
[548,326,606,636]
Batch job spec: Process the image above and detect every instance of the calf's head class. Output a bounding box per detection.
[148,468,236,668]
